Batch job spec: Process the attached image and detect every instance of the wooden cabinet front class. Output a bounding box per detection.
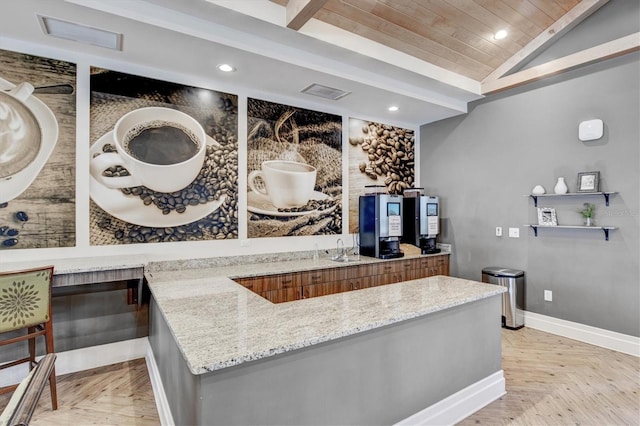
[234,254,450,303]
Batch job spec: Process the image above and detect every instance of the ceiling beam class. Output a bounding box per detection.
[481,32,640,94]
[286,0,328,30]
[482,0,609,85]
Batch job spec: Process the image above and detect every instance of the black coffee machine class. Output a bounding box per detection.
[359,193,404,259]
[402,189,441,254]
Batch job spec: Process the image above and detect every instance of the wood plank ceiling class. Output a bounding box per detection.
[271,0,639,94]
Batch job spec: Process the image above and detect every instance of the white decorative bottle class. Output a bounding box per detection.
[554,177,568,194]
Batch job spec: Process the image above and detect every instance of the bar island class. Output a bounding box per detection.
[145,253,507,425]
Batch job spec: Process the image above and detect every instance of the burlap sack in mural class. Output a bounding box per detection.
[247,99,342,238]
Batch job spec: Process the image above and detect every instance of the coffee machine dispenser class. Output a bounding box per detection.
[359,193,404,259]
[402,190,441,254]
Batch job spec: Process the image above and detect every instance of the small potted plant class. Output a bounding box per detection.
[579,203,595,226]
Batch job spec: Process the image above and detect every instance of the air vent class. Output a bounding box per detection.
[301,83,350,100]
[37,15,122,50]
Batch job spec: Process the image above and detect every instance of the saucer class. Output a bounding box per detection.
[90,132,225,227]
[247,190,335,217]
[0,77,59,203]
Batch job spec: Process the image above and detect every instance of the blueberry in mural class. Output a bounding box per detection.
[0,49,76,249]
[247,98,342,238]
[89,68,238,245]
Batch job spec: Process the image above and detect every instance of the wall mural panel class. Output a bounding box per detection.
[247,98,342,238]
[0,49,76,249]
[348,118,415,233]
[89,68,238,245]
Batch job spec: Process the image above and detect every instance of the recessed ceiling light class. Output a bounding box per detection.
[217,64,235,72]
[388,106,399,112]
[494,30,508,40]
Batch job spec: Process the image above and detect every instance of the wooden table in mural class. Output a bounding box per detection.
[0,51,76,249]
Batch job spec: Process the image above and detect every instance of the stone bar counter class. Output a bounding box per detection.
[145,251,507,426]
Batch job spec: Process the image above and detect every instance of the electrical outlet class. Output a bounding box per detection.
[544,290,553,302]
[495,227,502,237]
[508,227,520,238]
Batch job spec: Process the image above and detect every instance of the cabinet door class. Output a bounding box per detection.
[429,255,449,276]
[302,281,353,299]
[300,268,348,285]
[260,273,301,291]
[351,275,377,290]
[261,287,302,303]
[413,258,431,279]
[376,271,407,286]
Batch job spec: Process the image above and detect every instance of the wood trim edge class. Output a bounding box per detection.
[482,0,609,84]
[481,33,640,95]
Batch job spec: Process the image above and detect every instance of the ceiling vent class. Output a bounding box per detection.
[37,15,123,50]
[301,83,350,100]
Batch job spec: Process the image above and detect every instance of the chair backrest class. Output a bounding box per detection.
[0,266,54,334]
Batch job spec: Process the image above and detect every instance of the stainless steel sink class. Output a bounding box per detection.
[331,255,360,263]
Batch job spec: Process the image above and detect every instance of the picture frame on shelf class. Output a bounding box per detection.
[537,207,558,226]
[577,171,600,192]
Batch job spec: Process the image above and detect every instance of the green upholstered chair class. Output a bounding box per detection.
[0,266,57,411]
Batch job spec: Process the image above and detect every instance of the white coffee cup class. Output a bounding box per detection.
[0,83,42,179]
[248,160,317,208]
[90,107,206,193]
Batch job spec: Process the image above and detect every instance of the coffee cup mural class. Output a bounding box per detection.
[248,160,317,209]
[90,107,206,193]
[0,79,59,204]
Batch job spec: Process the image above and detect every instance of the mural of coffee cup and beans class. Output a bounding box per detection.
[348,118,415,233]
[247,98,342,238]
[0,49,411,249]
[0,48,76,249]
[89,68,238,245]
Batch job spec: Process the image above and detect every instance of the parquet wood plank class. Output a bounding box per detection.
[1,328,637,425]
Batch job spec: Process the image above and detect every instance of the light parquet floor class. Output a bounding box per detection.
[1,328,638,425]
[459,327,640,426]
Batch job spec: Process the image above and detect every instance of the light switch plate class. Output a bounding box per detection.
[544,290,553,301]
[508,227,519,238]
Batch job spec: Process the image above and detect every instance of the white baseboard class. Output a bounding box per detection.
[524,311,640,357]
[394,370,505,426]
[0,337,148,388]
[145,345,175,426]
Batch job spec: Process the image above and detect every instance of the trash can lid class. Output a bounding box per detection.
[482,267,524,278]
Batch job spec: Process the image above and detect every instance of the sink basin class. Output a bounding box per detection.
[331,255,360,263]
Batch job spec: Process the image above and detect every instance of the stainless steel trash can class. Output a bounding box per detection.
[482,267,525,330]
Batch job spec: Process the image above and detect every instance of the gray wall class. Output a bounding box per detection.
[420,53,640,336]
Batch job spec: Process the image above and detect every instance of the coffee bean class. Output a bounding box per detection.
[0,203,8,208]
[2,238,18,247]
[357,122,414,194]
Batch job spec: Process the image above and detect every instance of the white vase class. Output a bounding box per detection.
[554,177,568,194]
[585,217,592,226]
[532,185,545,195]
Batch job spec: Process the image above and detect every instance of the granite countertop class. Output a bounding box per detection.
[0,254,148,275]
[145,253,505,376]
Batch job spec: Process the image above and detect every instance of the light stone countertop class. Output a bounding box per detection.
[145,253,506,376]
[0,254,148,275]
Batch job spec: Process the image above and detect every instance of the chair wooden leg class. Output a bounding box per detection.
[48,366,58,410]
[44,321,57,410]
[28,327,36,370]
